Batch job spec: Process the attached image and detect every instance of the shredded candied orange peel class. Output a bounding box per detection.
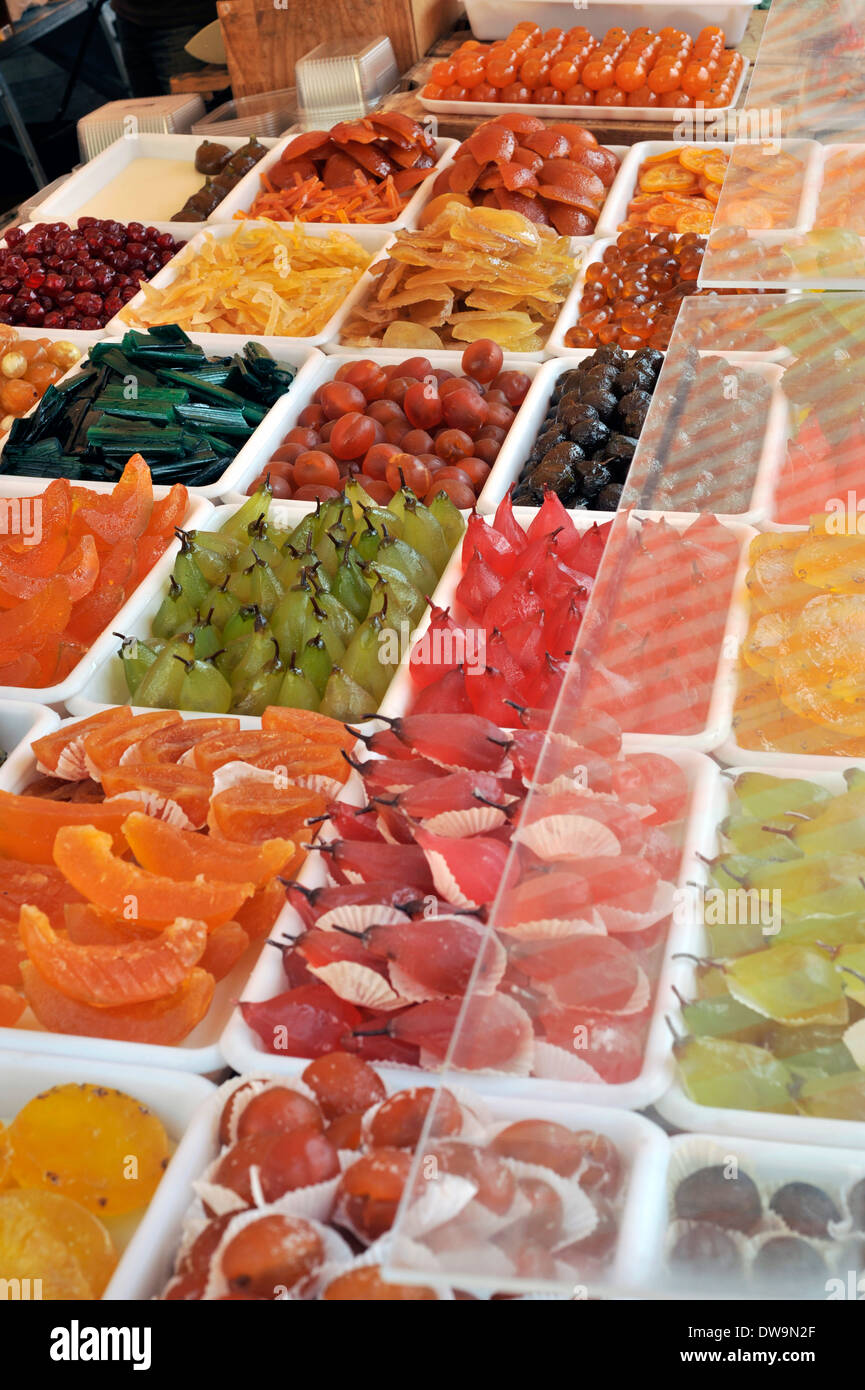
[120,223,372,337]
[341,202,581,352]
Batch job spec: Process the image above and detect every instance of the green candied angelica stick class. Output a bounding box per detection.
[86,418,188,454]
[98,385,189,423]
[173,403,256,437]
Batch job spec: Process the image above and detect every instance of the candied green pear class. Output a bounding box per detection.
[247,549,284,617]
[238,513,281,569]
[331,543,371,622]
[134,633,194,708]
[390,491,449,578]
[271,579,317,657]
[319,664,376,722]
[175,654,233,713]
[203,576,241,631]
[353,516,385,565]
[305,588,357,650]
[731,772,831,821]
[340,607,398,705]
[221,480,272,541]
[680,994,768,1043]
[276,652,320,711]
[367,568,426,628]
[229,613,276,701]
[797,1070,865,1120]
[172,531,214,608]
[789,786,865,857]
[222,603,262,647]
[187,610,223,660]
[724,945,846,1026]
[298,633,332,698]
[720,814,806,856]
[233,639,285,716]
[375,531,437,597]
[117,635,159,697]
[674,1035,797,1113]
[153,576,195,639]
[427,489,466,553]
[182,528,240,585]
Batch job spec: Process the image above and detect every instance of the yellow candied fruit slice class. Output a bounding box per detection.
[9,1083,171,1216]
[0,1123,13,1191]
[0,1190,116,1298]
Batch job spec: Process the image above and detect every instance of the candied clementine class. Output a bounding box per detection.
[21,961,215,1045]
[52,825,255,928]
[122,811,296,885]
[0,790,141,864]
[9,1082,170,1215]
[207,784,327,844]
[64,538,138,646]
[0,859,85,919]
[18,904,207,1007]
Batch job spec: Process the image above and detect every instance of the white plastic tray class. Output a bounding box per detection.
[2,332,321,501]
[211,134,460,234]
[0,709,291,1072]
[419,58,748,123]
[0,492,212,709]
[462,0,758,45]
[595,139,736,238]
[658,761,865,1147]
[0,699,60,788]
[107,222,393,354]
[0,1049,214,1301]
[220,348,543,506]
[25,133,280,240]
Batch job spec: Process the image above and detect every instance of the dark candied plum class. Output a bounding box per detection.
[570,418,610,453]
[669,1224,741,1275]
[539,440,585,473]
[532,425,567,457]
[769,1183,841,1239]
[674,1166,762,1234]
[619,388,653,418]
[513,481,543,506]
[597,483,623,511]
[583,363,620,390]
[632,347,664,374]
[752,1236,827,1288]
[599,432,638,463]
[575,458,613,497]
[616,366,655,396]
[579,388,618,420]
[526,458,577,494]
[556,393,592,429]
[592,345,629,369]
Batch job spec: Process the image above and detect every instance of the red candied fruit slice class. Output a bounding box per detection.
[240,984,362,1058]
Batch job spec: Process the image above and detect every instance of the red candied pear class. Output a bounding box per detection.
[539,1008,645,1083]
[510,729,612,791]
[492,492,528,555]
[569,521,613,579]
[307,803,385,844]
[495,868,592,931]
[240,982,362,1058]
[408,605,460,688]
[281,879,418,932]
[414,825,518,909]
[466,665,528,727]
[295,927,388,976]
[456,545,500,618]
[356,915,491,997]
[609,753,688,825]
[315,838,435,893]
[343,750,447,796]
[412,665,474,715]
[357,992,532,1070]
[460,513,521,579]
[523,934,639,1011]
[374,767,516,828]
[370,712,512,773]
[567,855,661,912]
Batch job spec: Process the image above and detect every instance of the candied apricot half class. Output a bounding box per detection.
[19,904,207,1007]
[122,811,296,886]
[52,825,255,928]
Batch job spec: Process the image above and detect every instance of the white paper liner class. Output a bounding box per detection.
[531,1041,604,1083]
[514,814,621,862]
[595,880,676,935]
[496,1156,599,1250]
[309,959,405,1011]
[420,806,509,838]
[318,1235,453,1299]
[495,908,607,941]
[103,789,198,829]
[421,846,479,909]
[535,965,651,1020]
[194,1147,342,1225]
[41,740,90,781]
[398,1172,481,1241]
[315,902,408,934]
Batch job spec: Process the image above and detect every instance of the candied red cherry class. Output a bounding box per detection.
[297,404,325,428]
[270,442,305,466]
[456,457,490,489]
[434,427,473,464]
[426,479,475,509]
[331,1148,413,1242]
[211,1128,339,1209]
[330,412,376,461]
[398,355,434,381]
[293,451,340,489]
[282,425,320,449]
[383,419,408,446]
[367,1087,462,1149]
[383,375,416,407]
[485,401,516,430]
[320,380,365,419]
[236,1086,324,1141]
[294,483,341,502]
[491,1120,612,1182]
[404,380,444,431]
[472,438,501,466]
[221,1214,324,1299]
[360,478,393,504]
[428,1141,516,1215]
[435,465,473,488]
[301,1052,386,1119]
[385,454,431,498]
[461,339,504,384]
[442,387,488,434]
[323,1265,437,1300]
[401,428,434,456]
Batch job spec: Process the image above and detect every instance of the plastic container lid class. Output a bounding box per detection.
[295,37,399,118]
[192,89,300,139]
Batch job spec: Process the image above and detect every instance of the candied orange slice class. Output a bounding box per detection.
[64,902,154,946]
[0,791,140,864]
[200,920,250,980]
[261,706,358,752]
[234,878,290,941]
[0,1190,116,1299]
[191,732,349,786]
[71,455,153,545]
[121,811,296,885]
[19,904,207,1007]
[639,165,698,193]
[21,961,215,1046]
[101,763,213,829]
[207,784,327,845]
[0,860,85,920]
[83,711,183,779]
[33,708,136,781]
[9,1081,170,1214]
[676,209,714,233]
[53,825,255,929]
[131,717,241,765]
[0,984,25,1025]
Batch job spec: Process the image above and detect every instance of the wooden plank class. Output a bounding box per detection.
[169,66,230,96]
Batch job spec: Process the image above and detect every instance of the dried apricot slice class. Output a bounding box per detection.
[234,878,290,941]
[0,790,140,864]
[52,825,255,928]
[0,580,71,665]
[0,922,25,987]
[71,454,153,545]
[121,811,296,886]
[19,905,207,1007]
[63,903,154,946]
[131,717,241,765]
[32,708,135,780]
[191,732,349,786]
[21,961,215,1047]
[83,711,183,778]
[261,706,360,752]
[207,784,327,844]
[9,1082,171,1215]
[100,763,213,829]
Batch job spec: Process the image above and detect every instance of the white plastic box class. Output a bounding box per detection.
[462,0,759,46]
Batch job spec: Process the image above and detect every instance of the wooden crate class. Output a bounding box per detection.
[217,0,462,98]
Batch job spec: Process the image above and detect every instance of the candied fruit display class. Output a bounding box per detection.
[672,768,865,1120]
[421,23,744,111]
[0,460,190,689]
[564,229,709,351]
[120,223,372,338]
[512,347,663,510]
[118,478,462,719]
[620,146,729,236]
[160,1063,631,1298]
[1,325,297,485]
[422,116,620,236]
[239,116,440,225]
[246,342,531,508]
[0,219,183,329]
[341,203,578,352]
[712,143,808,232]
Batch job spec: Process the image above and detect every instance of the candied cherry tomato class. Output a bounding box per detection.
[426,479,475,508]
[485,401,515,430]
[401,428,434,456]
[319,381,365,420]
[384,375,417,407]
[367,399,405,426]
[296,404,325,428]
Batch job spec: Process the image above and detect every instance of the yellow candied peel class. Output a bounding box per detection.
[342,202,580,352]
[119,222,372,337]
